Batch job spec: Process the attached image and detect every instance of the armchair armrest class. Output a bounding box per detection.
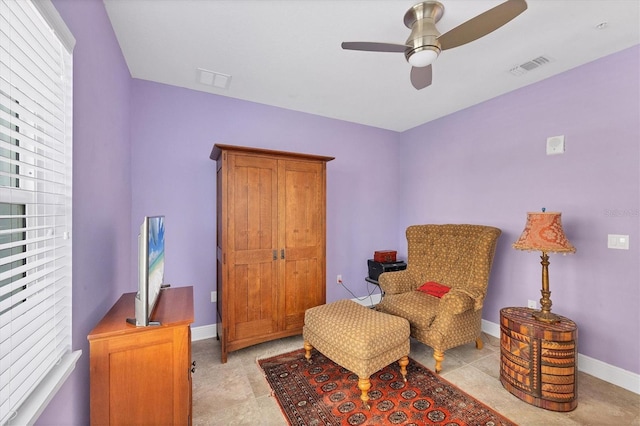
[378,270,416,295]
[440,288,485,313]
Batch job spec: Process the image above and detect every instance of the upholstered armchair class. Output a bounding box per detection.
[376,224,501,373]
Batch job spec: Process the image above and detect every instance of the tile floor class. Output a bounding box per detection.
[191,333,640,425]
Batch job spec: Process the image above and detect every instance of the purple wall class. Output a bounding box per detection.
[129,80,401,326]
[39,0,132,425]
[399,45,639,374]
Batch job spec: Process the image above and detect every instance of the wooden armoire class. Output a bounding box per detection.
[211,144,334,363]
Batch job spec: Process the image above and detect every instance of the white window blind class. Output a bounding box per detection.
[0,1,77,425]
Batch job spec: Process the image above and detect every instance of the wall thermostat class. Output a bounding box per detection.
[546,135,565,155]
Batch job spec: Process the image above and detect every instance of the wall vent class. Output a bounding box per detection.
[509,55,553,76]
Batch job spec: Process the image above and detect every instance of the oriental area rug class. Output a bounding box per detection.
[259,348,516,426]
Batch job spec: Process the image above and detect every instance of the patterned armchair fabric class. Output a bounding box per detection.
[376,224,501,373]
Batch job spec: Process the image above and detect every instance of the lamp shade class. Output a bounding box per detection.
[513,212,576,253]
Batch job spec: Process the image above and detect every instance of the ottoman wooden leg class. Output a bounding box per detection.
[476,336,484,350]
[434,350,444,374]
[304,341,313,363]
[357,377,371,409]
[398,356,409,382]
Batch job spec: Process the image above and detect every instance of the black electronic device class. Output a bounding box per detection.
[367,259,407,281]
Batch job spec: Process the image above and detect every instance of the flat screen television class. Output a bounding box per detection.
[127,215,165,326]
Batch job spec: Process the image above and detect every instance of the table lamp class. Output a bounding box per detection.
[513,210,576,323]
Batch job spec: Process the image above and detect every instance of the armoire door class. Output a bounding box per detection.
[278,159,327,331]
[226,153,279,343]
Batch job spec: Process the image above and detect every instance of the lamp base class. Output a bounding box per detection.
[532,309,561,324]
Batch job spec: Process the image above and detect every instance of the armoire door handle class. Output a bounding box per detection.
[273,250,277,260]
[281,249,285,259]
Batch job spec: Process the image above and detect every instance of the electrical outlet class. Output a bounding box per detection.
[337,274,342,285]
[211,291,217,303]
[527,299,537,309]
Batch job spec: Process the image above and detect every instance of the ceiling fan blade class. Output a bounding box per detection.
[437,0,527,51]
[410,65,432,90]
[341,41,408,53]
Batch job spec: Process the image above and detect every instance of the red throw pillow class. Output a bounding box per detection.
[417,281,450,298]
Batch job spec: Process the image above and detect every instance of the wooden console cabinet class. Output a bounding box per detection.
[500,306,578,412]
[88,286,194,425]
[211,144,334,363]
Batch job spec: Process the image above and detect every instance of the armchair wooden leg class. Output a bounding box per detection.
[433,350,444,374]
[398,356,409,382]
[357,377,371,409]
[475,336,484,350]
[304,341,313,363]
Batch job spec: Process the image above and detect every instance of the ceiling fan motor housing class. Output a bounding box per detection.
[404,1,444,65]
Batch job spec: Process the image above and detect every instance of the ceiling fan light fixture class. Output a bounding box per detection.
[407,45,440,67]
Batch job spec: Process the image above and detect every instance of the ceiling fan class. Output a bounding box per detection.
[341,0,528,90]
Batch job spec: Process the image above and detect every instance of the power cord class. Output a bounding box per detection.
[339,278,382,307]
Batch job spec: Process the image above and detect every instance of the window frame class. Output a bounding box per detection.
[0,1,80,425]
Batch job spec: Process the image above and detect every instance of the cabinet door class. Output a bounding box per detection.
[226,154,279,341]
[92,327,179,425]
[278,159,326,330]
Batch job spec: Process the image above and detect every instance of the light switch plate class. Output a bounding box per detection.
[608,234,629,250]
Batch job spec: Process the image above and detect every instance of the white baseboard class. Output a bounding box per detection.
[192,324,216,341]
[481,319,640,395]
[481,319,502,338]
[575,353,640,395]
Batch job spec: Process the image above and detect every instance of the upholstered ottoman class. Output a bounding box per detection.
[303,299,410,408]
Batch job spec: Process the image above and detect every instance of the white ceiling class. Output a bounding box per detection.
[103,0,640,132]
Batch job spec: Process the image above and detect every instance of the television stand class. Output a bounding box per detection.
[88,286,194,425]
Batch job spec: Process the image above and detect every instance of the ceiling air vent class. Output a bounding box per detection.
[197,68,232,90]
[509,56,553,76]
